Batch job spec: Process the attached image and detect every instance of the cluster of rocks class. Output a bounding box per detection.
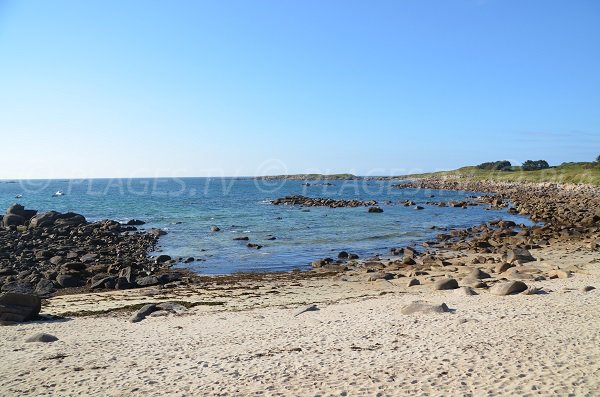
[306,179,599,295]
[271,195,377,208]
[392,180,600,254]
[0,204,180,298]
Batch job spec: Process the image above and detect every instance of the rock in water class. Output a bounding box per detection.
[25,333,58,343]
[433,278,459,290]
[0,293,41,323]
[368,207,383,213]
[490,281,528,296]
[506,248,535,264]
[401,302,451,315]
[211,226,221,232]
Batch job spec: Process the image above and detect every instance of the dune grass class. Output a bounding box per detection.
[402,162,600,186]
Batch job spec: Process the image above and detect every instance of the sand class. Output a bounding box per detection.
[2,245,600,396]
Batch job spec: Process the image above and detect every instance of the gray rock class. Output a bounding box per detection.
[455,286,477,296]
[136,276,160,287]
[469,268,491,279]
[506,248,535,264]
[433,278,459,290]
[156,302,188,314]
[130,304,157,323]
[0,293,41,322]
[401,302,451,315]
[490,281,528,296]
[367,272,394,281]
[90,276,116,289]
[25,333,58,343]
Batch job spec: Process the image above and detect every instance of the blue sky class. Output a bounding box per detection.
[0,0,598,178]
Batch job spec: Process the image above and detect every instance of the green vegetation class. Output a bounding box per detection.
[521,159,550,171]
[401,161,600,185]
[476,160,512,171]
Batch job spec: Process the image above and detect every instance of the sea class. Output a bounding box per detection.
[0,178,533,274]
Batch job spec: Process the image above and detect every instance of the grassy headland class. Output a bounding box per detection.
[400,162,600,185]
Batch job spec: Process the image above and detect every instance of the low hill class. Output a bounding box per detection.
[401,162,600,185]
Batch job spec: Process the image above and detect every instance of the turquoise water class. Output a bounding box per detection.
[0,178,532,274]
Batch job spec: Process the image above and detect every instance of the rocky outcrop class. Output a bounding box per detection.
[0,205,178,297]
[271,195,377,208]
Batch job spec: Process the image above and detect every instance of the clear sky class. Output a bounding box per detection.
[0,0,598,179]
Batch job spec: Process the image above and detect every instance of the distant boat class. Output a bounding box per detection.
[15,194,23,198]
[52,191,64,197]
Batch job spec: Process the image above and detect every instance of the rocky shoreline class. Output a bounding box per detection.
[2,179,599,323]
[0,204,185,299]
[306,179,599,294]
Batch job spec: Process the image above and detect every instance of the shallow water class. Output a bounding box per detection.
[0,178,532,274]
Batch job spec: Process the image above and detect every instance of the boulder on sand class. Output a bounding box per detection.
[433,278,459,290]
[490,281,528,296]
[0,293,41,323]
[506,248,535,264]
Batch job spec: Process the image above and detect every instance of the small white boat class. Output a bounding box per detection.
[52,191,64,197]
[15,194,22,198]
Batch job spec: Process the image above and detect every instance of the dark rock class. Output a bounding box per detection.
[2,214,25,227]
[211,226,221,232]
[90,276,116,289]
[115,277,135,290]
[34,279,56,297]
[62,262,87,272]
[0,293,41,322]
[56,274,83,288]
[1,281,35,294]
[337,251,349,259]
[368,207,383,213]
[247,243,262,249]
[155,255,172,264]
[127,219,146,226]
[29,211,59,228]
[233,236,249,241]
[407,278,420,287]
[433,278,459,290]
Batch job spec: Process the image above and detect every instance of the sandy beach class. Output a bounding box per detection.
[2,243,599,396]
